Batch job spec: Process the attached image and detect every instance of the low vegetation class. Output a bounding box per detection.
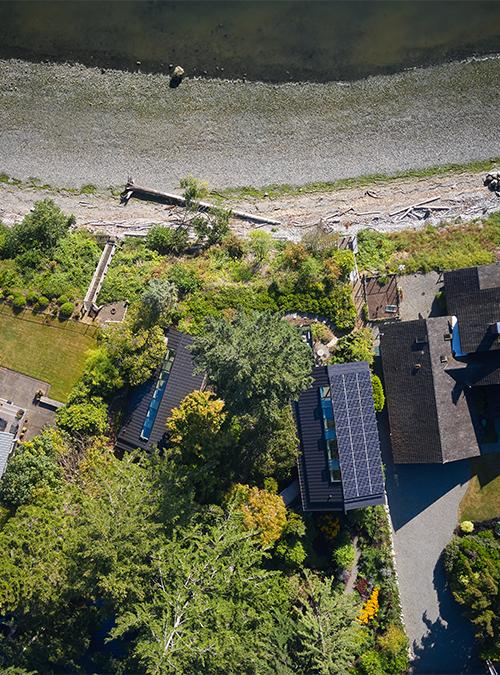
[0,309,96,401]
[357,214,500,275]
[460,455,500,523]
[444,524,499,661]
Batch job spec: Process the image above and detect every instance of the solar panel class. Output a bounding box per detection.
[328,363,384,505]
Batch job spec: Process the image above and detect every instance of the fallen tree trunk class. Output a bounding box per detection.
[121,181,282,226]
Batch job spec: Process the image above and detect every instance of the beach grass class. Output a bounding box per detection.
[0,307,96,401]
[216,157,500,201]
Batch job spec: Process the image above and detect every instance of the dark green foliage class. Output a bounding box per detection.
[102,323,166,387]
[140,278,178,323]
[3,199,73,256]
[112,506,292,673]
[354,506,404,632]
[25,291,39,305]
[58,301,74,319]
[146,225,189,255]
[166,262,202,295]
[192,311,313,418]
[371,374,385,412]
[444,529,500,660]
[0,432,64,508]
[331,328,374,365]
[292,571,365,673]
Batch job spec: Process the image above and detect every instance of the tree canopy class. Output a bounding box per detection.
[191,311,313,418]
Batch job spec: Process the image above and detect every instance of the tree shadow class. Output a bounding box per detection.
[410,554,481,674]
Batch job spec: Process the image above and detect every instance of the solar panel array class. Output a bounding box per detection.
[328,363,384,504]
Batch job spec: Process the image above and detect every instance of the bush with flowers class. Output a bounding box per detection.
[358,586,379,624]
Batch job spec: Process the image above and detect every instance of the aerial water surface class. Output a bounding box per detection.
[0,0,499,82]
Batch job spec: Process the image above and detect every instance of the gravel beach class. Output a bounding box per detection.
[1,57,500,190]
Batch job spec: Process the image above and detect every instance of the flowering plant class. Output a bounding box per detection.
[358,586,379,624]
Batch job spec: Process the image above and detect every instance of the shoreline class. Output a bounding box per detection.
[1,57,499,190]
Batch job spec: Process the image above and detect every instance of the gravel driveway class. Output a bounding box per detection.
[379,410,481,674]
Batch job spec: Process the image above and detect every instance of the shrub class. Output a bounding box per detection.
[358,650,384,675]
[331,328,374,365]
[311,321,332,344]
[166,264,202,295]
[59,301,74,319]
[0,434,64,508]
[146,225,189,255]
[444,530,499,660]
[57,294,69,305]
[11,293,26,310]
[333,543,357,571]
[26,290,39,305]
[56,398,108,437]
[378,624,409,675]
[460,520,474,534]
[371,374,385,412]
[35,295,50,311]
[221,232,246,259]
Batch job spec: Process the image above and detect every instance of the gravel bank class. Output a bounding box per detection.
[1,57,499,190]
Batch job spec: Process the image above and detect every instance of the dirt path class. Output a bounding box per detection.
[1,168,498,241]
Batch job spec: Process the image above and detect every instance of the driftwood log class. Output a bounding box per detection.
[120,181,282,226]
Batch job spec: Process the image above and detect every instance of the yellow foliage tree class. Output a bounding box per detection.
[166,390,226,460]
[231,484,287,549]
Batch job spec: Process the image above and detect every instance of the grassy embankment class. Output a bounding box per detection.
[356,213,500,275]
[0,307,96,401]
[460,455,500,522]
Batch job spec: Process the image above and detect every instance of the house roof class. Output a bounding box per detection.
[295,362,384,511]
[380,317,480,463]
[116,328,204,453]
[445,264,500,354]
[0,431,15,478]
[328,362,385,509]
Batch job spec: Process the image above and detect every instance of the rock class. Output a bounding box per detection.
[172,65,185,79]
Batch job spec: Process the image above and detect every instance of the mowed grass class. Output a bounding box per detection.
[460,455,500,523]
[0,311,95,402]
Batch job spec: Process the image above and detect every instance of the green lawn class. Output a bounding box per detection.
[0,311,96,402]
[460,455,500,523]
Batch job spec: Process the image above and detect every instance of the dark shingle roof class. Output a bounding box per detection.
[380,317,480,463]
[380,320,442,463]
[116,328,204,453]
[445,264,500,354]
[295,363,384,511]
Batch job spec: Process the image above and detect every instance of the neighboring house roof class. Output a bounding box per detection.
[116,328,204,453]
[295,362,385,511]
[380,317,480,463]
[0,431,15,478]
[445,264,500,354]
